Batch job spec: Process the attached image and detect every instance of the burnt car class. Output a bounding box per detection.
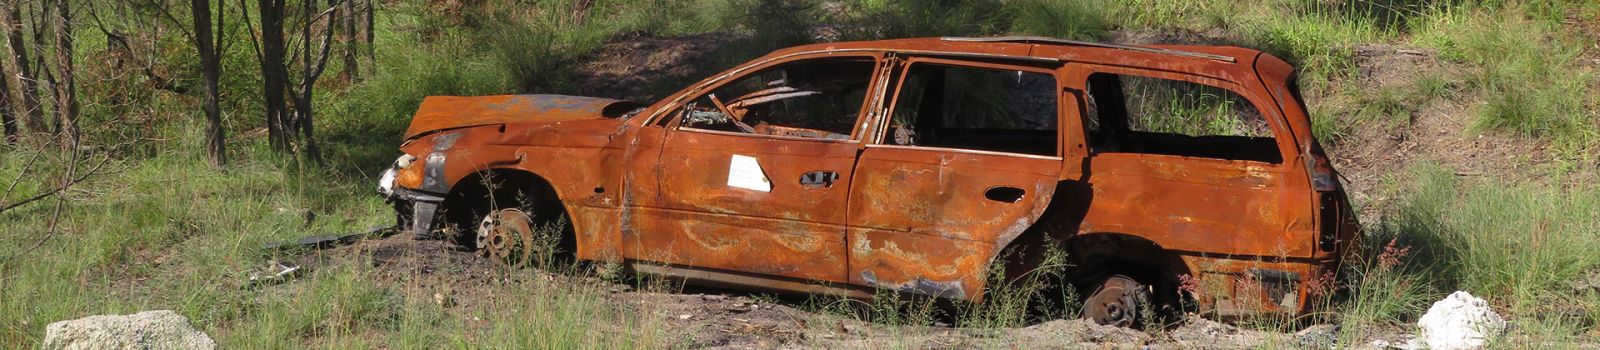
[377,36,1360,326]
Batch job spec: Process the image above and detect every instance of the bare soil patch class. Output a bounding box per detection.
[1326,44,1552,218]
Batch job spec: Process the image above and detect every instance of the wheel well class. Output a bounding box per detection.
[1062,233,1193,311]
[994,228,1195,315]
[439,168,575,255]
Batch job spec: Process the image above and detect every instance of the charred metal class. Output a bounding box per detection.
[377,37,1361,325]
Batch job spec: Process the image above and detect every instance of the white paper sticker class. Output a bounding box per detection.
[727,154,772,192]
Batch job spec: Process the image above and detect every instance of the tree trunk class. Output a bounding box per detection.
[293,0,330,163]
[257,0,287,152]
[339,0,357,82]
[363,0,372,63]
[192,0,224,167]
[47,0,74,148]
[296,0,310,158]
[3,1,43,133]
[32,0,52,135]
[0,50,13,142]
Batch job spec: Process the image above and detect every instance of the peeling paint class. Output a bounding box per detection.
[860,270,968,299]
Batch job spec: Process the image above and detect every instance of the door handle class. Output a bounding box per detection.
[984,186,1026,203]
[799,170,839,188]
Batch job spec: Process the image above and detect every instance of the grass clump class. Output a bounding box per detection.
[1338,70,1456,133]
[1006,0,1109,40]
[1411,6,1595,138]
[1335,162,1600,344]
[223,267,398,348]
[0,145,391,346]
[478,276,670,349]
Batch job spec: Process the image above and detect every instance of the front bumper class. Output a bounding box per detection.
[384,187,444,238]
[378,153,444,238]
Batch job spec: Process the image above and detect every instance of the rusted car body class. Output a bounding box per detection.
[378,37,1360,324]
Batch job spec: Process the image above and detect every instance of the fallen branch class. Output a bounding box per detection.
[0,147,85,266]
[0,154,109,214]
[263,225,395,251]
[1,151,42,203]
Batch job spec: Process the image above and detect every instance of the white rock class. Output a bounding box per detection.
[43,310,217,350]
[1416,291,1506,350]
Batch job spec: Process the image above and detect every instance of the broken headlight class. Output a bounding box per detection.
[377,154,417,196]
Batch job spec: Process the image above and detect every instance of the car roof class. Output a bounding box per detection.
[765,37,1267,80]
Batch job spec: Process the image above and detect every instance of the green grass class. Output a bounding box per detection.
[1332,162,1600,345]
[1412,6,1595,138]
[0,142,391,345]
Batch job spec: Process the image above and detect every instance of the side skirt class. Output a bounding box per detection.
[629,262,874,300]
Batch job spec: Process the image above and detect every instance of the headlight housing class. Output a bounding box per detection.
[395,154,416,170]
[377,154,417,196]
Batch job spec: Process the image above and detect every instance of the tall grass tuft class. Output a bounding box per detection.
[479,276,670,349]
[1338,162,1600,344]
[1411,6,1594,138]
[1006,0,1109,40]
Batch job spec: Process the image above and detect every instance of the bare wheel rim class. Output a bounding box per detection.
[1084,274,1148,327]
[476,209,533,266]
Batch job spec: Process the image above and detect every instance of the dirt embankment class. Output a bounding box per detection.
[572,32,734,102]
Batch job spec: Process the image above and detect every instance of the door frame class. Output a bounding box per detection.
[618,51,898,285]
[844,55,1072,300]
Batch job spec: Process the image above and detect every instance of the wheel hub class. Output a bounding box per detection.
[1084,274,1148,327]
[476,208,535,266]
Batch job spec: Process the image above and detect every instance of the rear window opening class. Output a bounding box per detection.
[885,63,1058,157]
[1083,73,1281,163]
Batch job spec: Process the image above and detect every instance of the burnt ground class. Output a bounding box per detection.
[572,32,740,102]
[278,30,1591,348]
[291,233,1351,349]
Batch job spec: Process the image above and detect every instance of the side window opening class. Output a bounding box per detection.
[676,58,875,140]
[886,63,1058,157]
[1084,73,1281,163]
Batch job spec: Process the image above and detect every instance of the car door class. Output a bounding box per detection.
[622,53,888,284]
[847,57,1067,299]
[1070,64,1313,259]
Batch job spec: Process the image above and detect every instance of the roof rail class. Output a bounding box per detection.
[940,36,1238,63]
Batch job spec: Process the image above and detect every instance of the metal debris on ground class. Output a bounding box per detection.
[1294,324,1338,349]
[247,260,302,288]
[262,225,395,251]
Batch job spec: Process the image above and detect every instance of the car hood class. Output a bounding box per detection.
[404,94,644,140]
